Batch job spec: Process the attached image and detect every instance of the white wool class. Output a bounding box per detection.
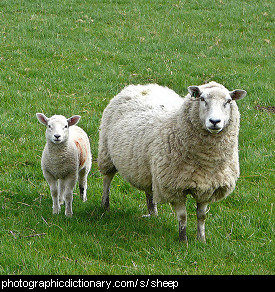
[98,82,246,241]
[37,113,91,217]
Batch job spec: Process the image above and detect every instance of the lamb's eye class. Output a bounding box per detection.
[48,125,52,129]
[225,99,232,106]
[64,125,68,129]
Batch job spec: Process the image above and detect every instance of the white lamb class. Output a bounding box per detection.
[36,113,91,217]
[98,82,246,242]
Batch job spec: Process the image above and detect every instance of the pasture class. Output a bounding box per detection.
[0,0,274,274]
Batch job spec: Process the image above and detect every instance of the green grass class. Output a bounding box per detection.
[0,0,274,275]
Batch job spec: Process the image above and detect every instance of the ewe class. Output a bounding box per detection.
[98,82,246,242]
[36,113,91,217]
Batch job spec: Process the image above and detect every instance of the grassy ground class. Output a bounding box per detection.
[0,0,274,275]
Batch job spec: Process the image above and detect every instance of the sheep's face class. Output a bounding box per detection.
[199,89,233,134]
[36,113,81,144]
[46,116,70,144]
[188,86,246,134]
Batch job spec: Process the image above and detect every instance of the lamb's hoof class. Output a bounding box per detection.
[197,236,206,243]
[65,211,73,217]
[52,207,60,214]
[81,196,87,202]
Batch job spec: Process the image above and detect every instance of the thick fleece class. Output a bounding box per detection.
[98,82,246,241]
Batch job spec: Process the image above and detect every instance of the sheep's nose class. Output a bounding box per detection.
[209,118,221,126]
[54,134,61,139]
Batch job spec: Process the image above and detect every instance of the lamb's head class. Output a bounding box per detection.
[36,113,81,144]
[188,83,246,134]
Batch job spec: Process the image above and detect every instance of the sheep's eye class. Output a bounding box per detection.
[200,97,205,102]
[225,99,232,106]
[48,125,52,129]
[64,125,68,129]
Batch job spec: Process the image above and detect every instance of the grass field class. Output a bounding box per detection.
[0,0,274,275]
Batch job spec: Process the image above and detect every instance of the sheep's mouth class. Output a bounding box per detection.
[53,138,62,143]
[207,127,222,134]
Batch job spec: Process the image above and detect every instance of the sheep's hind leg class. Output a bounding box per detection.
[171,198,187,242]
[143,193,158,217]
[79,168,89,202]
[101,172,116,210]
[196,202,208,243]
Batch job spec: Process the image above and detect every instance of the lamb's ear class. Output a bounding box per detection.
[230,90,247,100]
[36,113,49,126]
[67,115,81,127]
[188,86,202,98]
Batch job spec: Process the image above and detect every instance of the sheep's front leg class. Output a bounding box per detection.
[171,198,187,242]
[58,179,65,205]
[101,172,115,210]
[196,202,208,242]
[44,171,60,214]
[50,183,60,214]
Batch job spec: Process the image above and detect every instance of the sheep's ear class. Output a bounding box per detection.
[67,115,81,127]
[230,90,247,100]
[188,86,202,98]
[36,113,49,126]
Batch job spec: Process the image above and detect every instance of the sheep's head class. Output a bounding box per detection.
[36,113,81,144]
[188,84,246,134]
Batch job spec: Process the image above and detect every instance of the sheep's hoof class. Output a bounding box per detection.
[101,199,110,211]
[102,205,110,212]
[65,210,73,217]
[179,225,187,242]
[81,195,87,202]
[80,187,87,202]
[142,212,158,218]
[179,238,188,248]
[142,214,151,218]
[52,207,60,214]
[197,235,206,243]
[179,234,188,244]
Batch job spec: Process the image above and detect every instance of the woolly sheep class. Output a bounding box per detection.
[36,113,91,217]
[98,82,246,242]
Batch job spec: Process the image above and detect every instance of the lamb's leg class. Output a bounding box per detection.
[44,171,60,214]
[63,176,77,217]
[79,168,88,202]
[58,179,65,205]
[51,184,60,214]
[171,199,187,242]
[101,172,115,210]
[196,202,208,243]
[144,193,158,216]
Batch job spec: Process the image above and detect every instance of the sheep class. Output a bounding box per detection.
[36,113,91,217]
[98,82,246,242]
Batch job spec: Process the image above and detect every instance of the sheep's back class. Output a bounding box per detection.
[99,84,183,192]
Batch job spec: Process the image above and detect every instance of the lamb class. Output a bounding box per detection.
[36,113,91,217]
[98,82,246,242]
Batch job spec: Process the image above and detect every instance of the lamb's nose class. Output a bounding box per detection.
[54,134,61,139]
[209,118,221,126]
